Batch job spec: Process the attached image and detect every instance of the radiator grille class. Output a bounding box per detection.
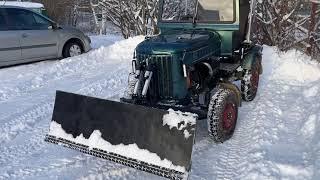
[137,54,174,98]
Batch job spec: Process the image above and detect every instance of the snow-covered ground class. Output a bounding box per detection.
[0,35,319,180]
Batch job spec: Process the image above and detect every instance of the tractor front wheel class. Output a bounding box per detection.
[207,87,238,143]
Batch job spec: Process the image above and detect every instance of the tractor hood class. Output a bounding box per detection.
[136,30,221,59]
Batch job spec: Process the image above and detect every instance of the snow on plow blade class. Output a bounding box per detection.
[45,91,197,179]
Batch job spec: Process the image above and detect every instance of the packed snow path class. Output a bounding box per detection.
[0,36,319,180]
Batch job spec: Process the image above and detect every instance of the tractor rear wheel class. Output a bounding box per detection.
[207,87,238,143]
[241,60,261,102]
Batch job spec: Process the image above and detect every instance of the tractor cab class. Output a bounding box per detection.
[158,0,251,56]
[134,0,257,102]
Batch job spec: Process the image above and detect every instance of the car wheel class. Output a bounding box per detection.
[63,42,83,58]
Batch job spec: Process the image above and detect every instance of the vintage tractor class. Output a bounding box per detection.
[45,0,262,179]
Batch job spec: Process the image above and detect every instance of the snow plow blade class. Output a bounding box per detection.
[45,91,197,180]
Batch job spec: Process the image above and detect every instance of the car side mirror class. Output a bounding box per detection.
[49,23,59,30]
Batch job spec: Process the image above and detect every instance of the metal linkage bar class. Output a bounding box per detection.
[245,0,257,44]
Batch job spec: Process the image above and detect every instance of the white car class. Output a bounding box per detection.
[0,6,91,67]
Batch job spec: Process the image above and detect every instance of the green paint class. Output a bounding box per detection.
[136,30,221,99]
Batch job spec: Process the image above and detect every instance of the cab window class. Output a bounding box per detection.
[161,0,235,23]
[197,0,235,22]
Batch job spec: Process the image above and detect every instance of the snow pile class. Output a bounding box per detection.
[269,49,320,83]
[0,1,44,8]
[163,109,197,139]
[0,35,144,102]
[49,121,186,173]
[89,35,123,49]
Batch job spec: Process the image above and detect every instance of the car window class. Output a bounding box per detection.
[5,8,51,30]
[0,10,7,31]
[6,8,36,30]
[32,13,51,30]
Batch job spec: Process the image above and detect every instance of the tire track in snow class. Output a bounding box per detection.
[79,159,139,180]
[0,98,125,179]
[190,71,282,179]
[0,116,49,166]
[190,97,264,179]
[203,65,317,179]
[213,76,282,179]
[0,155,95,179]
[0,65,128,144]
[0,66,127,144]
[0,61,123,120]
[291,82,320,179]
[0,34,128,104]
[0,67,129,178]
[0,53,124,103]
[0,103,52,145]
[79,159,164,180]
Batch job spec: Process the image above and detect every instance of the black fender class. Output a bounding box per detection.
[242,45,263,74]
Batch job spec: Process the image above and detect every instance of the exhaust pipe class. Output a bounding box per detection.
[142,63,154,96]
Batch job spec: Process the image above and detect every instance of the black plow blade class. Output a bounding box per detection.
[45,91,197,179]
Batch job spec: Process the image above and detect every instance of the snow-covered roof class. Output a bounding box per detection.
[0,1,44,9]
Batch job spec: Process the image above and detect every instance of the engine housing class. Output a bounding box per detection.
[134,30,221,101]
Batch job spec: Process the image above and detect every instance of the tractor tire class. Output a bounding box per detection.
[207,87,238,143]
[241,60,261,102]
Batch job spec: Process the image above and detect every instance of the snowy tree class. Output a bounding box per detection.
[34,0,90,26]
[90,0,159,38]
[255,0,320,60]
[255,0,303,50]
[161,0,196,21]
[307,1,320,59]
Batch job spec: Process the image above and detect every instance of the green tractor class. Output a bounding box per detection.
[45,0,262,179]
